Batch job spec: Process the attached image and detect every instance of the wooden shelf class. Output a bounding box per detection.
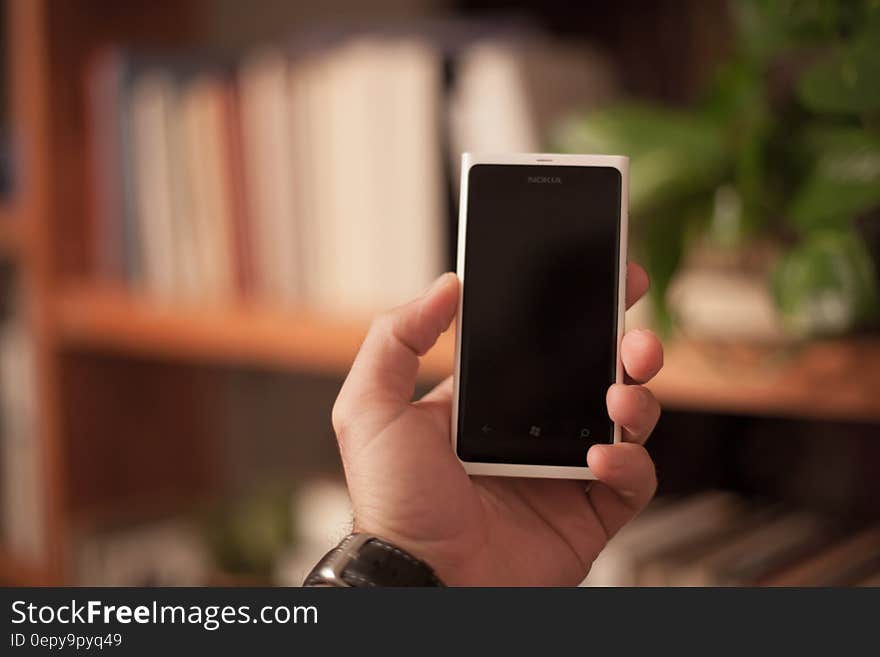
[56,287,880,423]
[55,286,455,381]
[0,549,50,586]
[0,218,24,256]
[648,337,880,423]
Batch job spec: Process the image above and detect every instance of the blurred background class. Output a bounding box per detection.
[0,0,878,587]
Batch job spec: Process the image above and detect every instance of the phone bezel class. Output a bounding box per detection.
[451,152,629,480]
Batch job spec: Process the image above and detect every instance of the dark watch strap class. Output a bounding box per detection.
[303,533,444,587]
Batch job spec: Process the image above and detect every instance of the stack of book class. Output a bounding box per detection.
[0,271,45,562]
[88,36,445,315]
[75,518,209,586]
[87,29,614,314]
[585,491,880,586]
[278,478,352,586]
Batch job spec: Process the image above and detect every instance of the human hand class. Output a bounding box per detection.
[331,265,662,585]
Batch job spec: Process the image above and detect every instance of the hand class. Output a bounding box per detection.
[331,265,663,586]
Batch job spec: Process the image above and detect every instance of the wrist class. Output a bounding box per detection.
[351,521,492,587]
[304,532,444,587]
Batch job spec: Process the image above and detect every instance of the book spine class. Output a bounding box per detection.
[86,51,129,284]
[90,36,451,315]
[0,318,45,561]
[129,71,178,299]
[222,81,253,299]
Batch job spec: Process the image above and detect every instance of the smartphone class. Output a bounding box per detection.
[451,153,628,479]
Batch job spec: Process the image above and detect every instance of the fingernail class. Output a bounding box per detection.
[589,444,626,470]
[422,272,453,296]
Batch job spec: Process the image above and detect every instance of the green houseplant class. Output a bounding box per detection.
[556,0,880,338]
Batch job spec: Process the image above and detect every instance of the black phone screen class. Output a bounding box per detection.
[456,163,622,467]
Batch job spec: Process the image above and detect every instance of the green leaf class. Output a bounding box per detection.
[788,125,880,229]
[798,35,880,114]
[733,0,853,59]
[789,177,880,230]
[703,58,765,123]
[554,105,728,213]
[772,229,879,335]
[641,209,690,335]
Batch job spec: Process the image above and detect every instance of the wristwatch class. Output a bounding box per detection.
[303,533,445,587]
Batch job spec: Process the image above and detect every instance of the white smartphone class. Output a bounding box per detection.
[451,153,629,480]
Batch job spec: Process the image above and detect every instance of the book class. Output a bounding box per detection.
[86,28,613,315]
[448,36,614,186]
[584,491,744,586]
[318,39,378,314]
[375,38,445,308]
[287,52,321,307]
[75,519,208,586]
[221,82,253,297]
[0,311,45,561]
[449,40,540,165]
[276,479,351,586]
[636,512,766,587]
[856,570,880,587]
[87,51,141,284]
[179,74,236,302]
[763,526,880,587]
[239,48,299,304]
[129,71,178,299]
[585,490,879,587]
[669,511,827,587]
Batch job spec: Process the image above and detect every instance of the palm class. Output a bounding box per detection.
[348,393,610,586]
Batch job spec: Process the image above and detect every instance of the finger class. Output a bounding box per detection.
[587,442,657,538]
[621,329,663,384]
[625,262,650,310]
[414,375,455,430]
[334,273,459,432]
[606,383,660,444]
[420,375,453,404]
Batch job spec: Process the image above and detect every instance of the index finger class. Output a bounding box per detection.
[625,262,650,309]
[333,273,459,433]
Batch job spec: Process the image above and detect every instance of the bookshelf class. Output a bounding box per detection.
[0,0,201,586]
[0,549,50,586]
[0,216,23,256]
[54,288,880,423]
[649,338,880,423]
[2,0,60,587]
[1,0,878,587]
[55,287,455,381]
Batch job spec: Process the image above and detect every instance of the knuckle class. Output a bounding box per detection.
[644,331,665,368]
[642,386,660,411]
[631,443,659,499]
[331,397,350,441]
[370,311,398,339]
[646,460,659,499]
[645,392,661,431]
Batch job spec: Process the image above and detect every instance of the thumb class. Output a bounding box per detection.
[333,273,459,433]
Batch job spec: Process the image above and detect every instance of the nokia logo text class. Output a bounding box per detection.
[527,176,562,184]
